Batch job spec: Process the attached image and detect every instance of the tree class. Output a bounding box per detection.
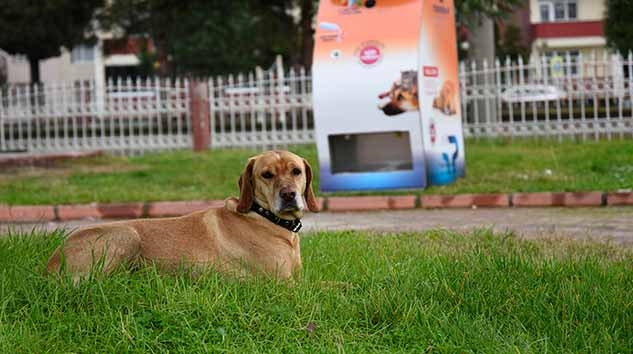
[605,0,633,53]
[455,0,522,21]
[495,23,529,60]
[454,0,523,62]
[100,0,302,76]
[297,0,317,68]
[454,0,523,124]
[0,0,104,83]
[165,1,296,75]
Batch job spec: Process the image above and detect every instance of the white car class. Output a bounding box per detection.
[500,85,567,103]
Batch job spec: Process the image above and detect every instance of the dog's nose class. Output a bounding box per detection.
[280,188,297,202]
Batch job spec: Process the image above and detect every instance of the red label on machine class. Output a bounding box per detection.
[358,45,381,66]
[423,66,439,77]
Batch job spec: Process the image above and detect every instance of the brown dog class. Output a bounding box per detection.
[432,80,458,115]
[46,151,320,281]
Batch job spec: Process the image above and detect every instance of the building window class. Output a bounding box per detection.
[540,4,550,22]
[71,45,95,63]
[567,2,577,19]
[554,2,565,20]
[539,0,577,22]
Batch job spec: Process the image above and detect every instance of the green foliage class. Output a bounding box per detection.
[137,40,158,77]
[495,23,530,60]
[455,0,525,61]
[0,229,631,352]
[100,0,303,76]
[455,0,523,25]
[0,0,104,82]
[167,2,295,76]
[605,0,633,53]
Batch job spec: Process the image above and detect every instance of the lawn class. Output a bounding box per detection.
[2,139,633,205]
[0,229,631,353]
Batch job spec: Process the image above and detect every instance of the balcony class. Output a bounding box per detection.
[531,21,604,39]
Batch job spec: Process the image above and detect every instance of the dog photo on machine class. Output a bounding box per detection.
[377,70,419,116]
[432,80,458,115]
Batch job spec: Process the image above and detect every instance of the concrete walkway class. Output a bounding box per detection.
[2,207,632,246]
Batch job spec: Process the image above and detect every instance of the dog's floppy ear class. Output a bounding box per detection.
[302,158,320,212]
[237,158,256,213]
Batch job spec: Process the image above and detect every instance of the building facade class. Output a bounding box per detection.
[0,49,29,84]
[529,0,606,58]
[2,34,153,85]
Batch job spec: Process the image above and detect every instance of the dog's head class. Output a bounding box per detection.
[433,80,457,115]
[236,150,320,219]
[378,76,419,116]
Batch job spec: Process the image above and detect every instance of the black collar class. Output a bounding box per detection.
[250,201,302,232]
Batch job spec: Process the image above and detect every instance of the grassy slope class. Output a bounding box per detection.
[0,230,631,353]
[1,139,633,205]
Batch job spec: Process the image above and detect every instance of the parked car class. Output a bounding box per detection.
[500,85,567,103]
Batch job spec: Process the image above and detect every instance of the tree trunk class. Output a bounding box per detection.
[466,13,498,124]
[300,0,315,69]
[28,57,40,84]
[467,13,495,63]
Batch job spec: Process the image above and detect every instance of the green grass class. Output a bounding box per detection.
[0,230,631,353]
[2,139,633,205]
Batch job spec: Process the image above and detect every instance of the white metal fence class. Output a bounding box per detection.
[208,57,314,148]
[2,52,633,156]
[0,78,191,154]
[460,51,633,140]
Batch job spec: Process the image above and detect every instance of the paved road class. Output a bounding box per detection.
[3,207,633,245]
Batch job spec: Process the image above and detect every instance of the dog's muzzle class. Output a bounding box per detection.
[278,187,301,211]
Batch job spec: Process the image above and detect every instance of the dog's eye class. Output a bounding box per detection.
[292,168,302,176]
[261,171,274,179]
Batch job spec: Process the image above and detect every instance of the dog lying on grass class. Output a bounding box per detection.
[47,150,320,281]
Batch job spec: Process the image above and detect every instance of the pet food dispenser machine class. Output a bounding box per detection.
[312,0,466,191]
[417,0,466,185]
[312,0,428,191]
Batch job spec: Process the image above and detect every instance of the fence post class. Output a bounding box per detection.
[276,55,287,127]
[189,80,210,151]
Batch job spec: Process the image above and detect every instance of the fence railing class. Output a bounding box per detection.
[1,78,191,154]
[2,52,633,155]
[460,51,633,140]
[208,57,314,148]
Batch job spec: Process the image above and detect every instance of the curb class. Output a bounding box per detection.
[0,191,632,223]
